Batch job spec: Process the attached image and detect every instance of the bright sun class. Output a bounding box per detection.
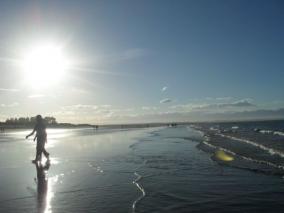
[22,43,68,88]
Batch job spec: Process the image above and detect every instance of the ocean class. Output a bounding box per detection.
[0,121,284,212]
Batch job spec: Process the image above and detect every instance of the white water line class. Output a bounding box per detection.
[201,141,284,171]
[132,172,146,213]
[217,133,284,158]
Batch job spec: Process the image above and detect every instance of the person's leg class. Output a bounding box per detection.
[38,137,49,160]
[42,148,50,159]
[36,139,44,161]
[42,136,50,159]
[35,146,42,161]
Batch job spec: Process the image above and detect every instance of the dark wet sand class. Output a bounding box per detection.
[0,127,284,213]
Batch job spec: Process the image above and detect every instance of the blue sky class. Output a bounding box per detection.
[0,0,283,123]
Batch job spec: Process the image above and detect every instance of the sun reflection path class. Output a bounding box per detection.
[34,157,65,213]
[34,161,54,213]
[44,177,55,213]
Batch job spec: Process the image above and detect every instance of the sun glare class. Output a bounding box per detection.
[22,43,68,88]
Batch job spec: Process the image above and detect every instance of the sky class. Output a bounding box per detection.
[0,0,284,124]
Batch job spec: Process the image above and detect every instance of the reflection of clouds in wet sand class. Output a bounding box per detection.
[35,161,53,213]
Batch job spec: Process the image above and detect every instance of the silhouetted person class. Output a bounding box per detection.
[35,161,50,213]
[93,125,98,131]
[26,115,50,162]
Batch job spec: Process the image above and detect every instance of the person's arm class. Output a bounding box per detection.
[26,127,36,139]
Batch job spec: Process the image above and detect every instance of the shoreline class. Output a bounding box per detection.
[189,124,284,176]
[1,118,283,129]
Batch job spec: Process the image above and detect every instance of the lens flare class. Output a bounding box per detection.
[215,150,234,162]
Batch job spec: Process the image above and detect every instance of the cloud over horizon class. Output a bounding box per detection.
[100,107,284,124]
[160,98,172,104]
[0,88,19,92]
[39,97,281,124]
[0,102,19,108]
[197,99,256,109]
[170,99,255,112]
[28,94,45,98]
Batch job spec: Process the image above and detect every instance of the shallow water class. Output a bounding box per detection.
[195,121,284,175]
[0,126,284,212]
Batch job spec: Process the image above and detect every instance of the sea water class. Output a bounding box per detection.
[0,123,284,213]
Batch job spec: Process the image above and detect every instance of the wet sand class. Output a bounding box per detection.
[0,126,284,213]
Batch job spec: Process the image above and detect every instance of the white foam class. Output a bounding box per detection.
[209,127,219,131]
[201,141,284,171]
[186,126,205,139]
[217,133,284,158]
[274,131,284,137]
[259,129,273,134]
[258,129,284,137]
[132,172,146,213]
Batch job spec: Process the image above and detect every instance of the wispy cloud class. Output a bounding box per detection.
[88,48,149,66]
[61,104,100,110]
[0,102,19,107]
[0,88,19,92]
[28,94,45,98]
[161,86,167,92]
[169,104,191,110]
[169,99,255,111]
[142,106,158,110]
[196,99,255,109]
[122,48,148,60]
[215,97,233,101]
[160,98,172,104]
[225,99,255,107]
[53,104,137,123]
[60,104,114,116]
[144,108,284,122]
[49,100,282,124]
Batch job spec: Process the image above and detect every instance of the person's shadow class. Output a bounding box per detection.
[34,161,51,213]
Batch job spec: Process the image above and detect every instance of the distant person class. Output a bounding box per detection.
[26,115,50,163]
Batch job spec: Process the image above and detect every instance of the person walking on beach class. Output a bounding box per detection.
[26,115,50,163]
